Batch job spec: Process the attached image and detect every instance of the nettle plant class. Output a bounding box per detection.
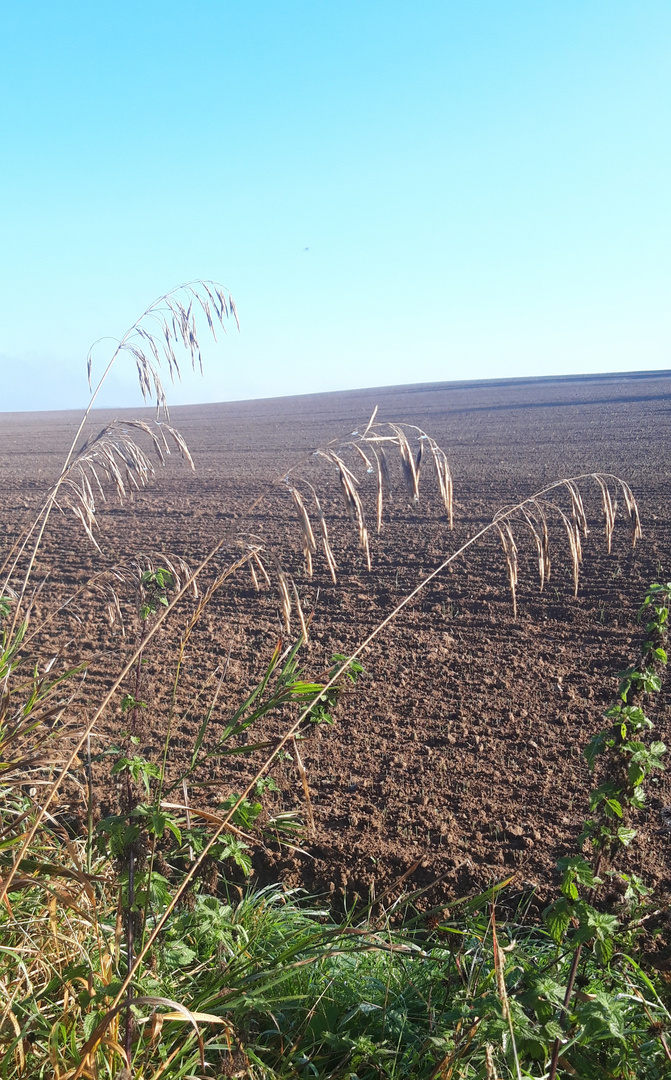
[547,582,669,941]
[543,581,670,1080]
[582,582,668,857]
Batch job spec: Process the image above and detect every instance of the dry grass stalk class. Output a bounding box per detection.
[308,487,338,583]
[484,1044,496,1080]
[593,475,616,554]
[555,507,582,597]
[57,421,196,549]
[496,522,519,617]
[248,559,260,591]
[377,446,393,498]
[361,404,379,436]
[491,914,509,1021]
[519,503,551,590]
[620,479,643,545]
[390,424,420,504]
[291,736,316,836]
[252,550,272,588]
[349,441,374,471]
[492,473,641,609]
[316,420,453,551]
[291,579,310,644]
[270,555,293,634]
[317,450,371,571]
[2,281,236,639]
[288,488,317,578]
[427,439,454,528]
[179,548,265,649]
[371,448,384,534]
[491,908,523,1080]
[563,479,589,539]
[88,280,237,422]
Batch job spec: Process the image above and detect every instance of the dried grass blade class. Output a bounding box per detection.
[390,424,420,504]
[289,488,317,579]
[428,440,453,528]
[322,451,371,569]
[291,736,315,836]
[520,504,551,590]
[556,507,581,596]
[362,404,379,437]
[291,579,310,644]
[496,522,518,616]
[350,442,374,471]
[271,557,292,633]
[371,448,384,534]
[491,908,522,1080]
[378,446,393,499]
[563,479,589,539]
[618,479,642,545]
[163,425,195,471]
[252,551,272,587]
[593,474,616,554]
[248,560,260,591]
[309,488,337,584]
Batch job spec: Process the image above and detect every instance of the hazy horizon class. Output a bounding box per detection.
[1,365,669,420]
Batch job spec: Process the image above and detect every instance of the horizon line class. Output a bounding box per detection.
[1,366,670,419]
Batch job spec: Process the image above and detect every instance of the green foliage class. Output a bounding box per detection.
[546,584,669,966]
[139,566,174,620]
[306,654,365,725]
[541,581,671,1079]
[578,581,669,867]
[120,692,146,713]
[110,753,161,796]
[4,875,671,1079]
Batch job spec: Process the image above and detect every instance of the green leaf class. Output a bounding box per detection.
[163,941,198,967]
[641,671,662,694]
[577,818,597,847]
[212,836,252,875]
[558,856,599,888]
[628,762,645,786]
[543,898,572,943]
[616,826,637,846]
[584,731,608,770]
[594,935,614,964]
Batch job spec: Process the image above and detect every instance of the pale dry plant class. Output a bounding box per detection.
[57,420,195,550]
[493,474,641,615]
[0,279,237,637]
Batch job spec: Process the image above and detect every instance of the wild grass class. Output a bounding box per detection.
[0,282,669,1078]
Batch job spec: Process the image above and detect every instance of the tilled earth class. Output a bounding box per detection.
[2,370,671,910]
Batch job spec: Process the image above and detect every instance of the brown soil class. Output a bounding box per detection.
[2,370,671,909]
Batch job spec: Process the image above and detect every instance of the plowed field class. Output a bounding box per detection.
[2,370,671,908]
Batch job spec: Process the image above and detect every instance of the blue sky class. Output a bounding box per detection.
[1,1,669,411]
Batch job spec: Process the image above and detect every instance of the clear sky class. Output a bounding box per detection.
[1,1,669,411]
